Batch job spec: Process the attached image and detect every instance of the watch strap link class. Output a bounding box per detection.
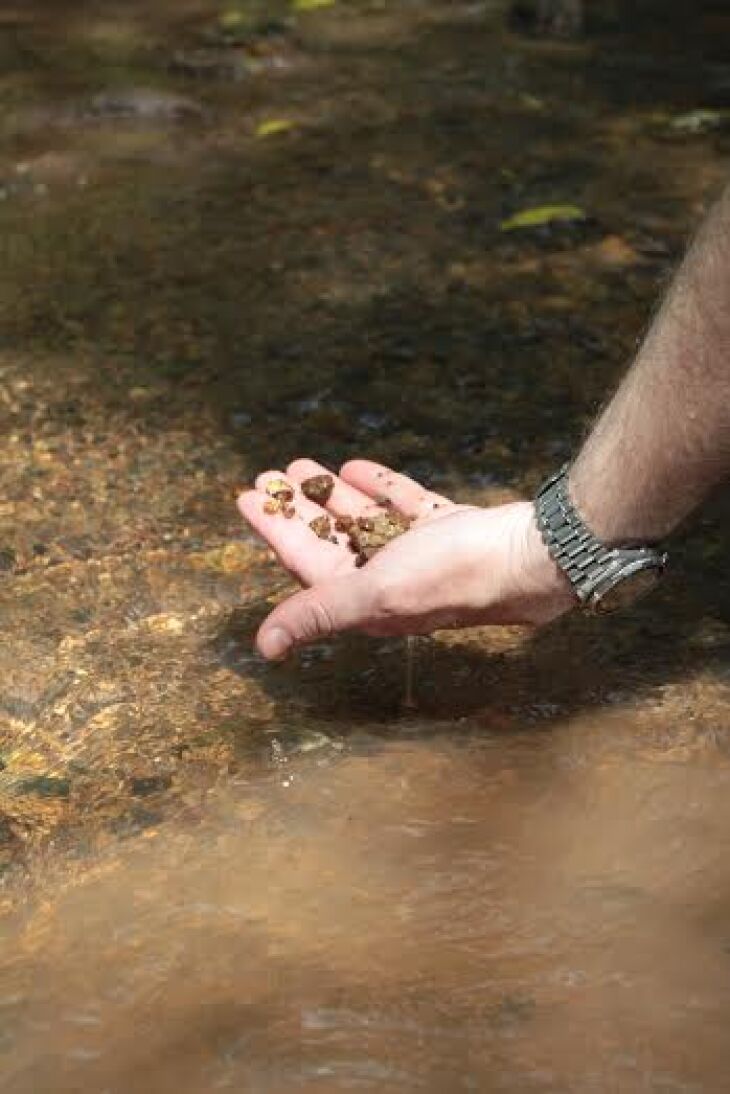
[534,464,664,608]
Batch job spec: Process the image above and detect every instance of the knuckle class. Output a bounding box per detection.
[286,458,312,477]
[299,595,336,641]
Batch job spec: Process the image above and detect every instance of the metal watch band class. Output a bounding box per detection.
[534,464,666,608]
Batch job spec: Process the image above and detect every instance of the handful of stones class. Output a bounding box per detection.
[264,473,411,567]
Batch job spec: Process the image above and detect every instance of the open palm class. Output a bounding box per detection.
[238,458,573,659]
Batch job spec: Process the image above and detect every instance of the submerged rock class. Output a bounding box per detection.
[12,775,71,799]
[669,109,730,136]
[0,813,15,846]
[0,547,16,573]
[85,89,204,123]
[169,50,251,82]
[508,0,583,38]
[202,11,292,48]
[129,774,172,797]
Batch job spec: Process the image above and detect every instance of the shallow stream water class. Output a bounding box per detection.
[1,0,729,1090]
[3,713,730,1092]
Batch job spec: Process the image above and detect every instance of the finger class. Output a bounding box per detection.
[256,573,378,659]
[254,468,359,551]
[253,469,328,526]
[286,458,377,519]
[237,490,352,587]
[339,460,454,520]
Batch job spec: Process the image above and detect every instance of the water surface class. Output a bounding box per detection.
[3,714,730,1092]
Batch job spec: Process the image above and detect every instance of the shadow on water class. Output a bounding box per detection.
[218,552,730,729]
[1,0,728,483]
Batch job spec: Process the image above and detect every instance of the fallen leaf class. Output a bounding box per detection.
[256,118,295,139]
[219,9,245,29]
[499,204,587,231]
[292,0,335,10]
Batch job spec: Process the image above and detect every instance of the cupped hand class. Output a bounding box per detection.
[237,459,575,660]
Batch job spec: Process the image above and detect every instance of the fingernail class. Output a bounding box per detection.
[260,627,290,661]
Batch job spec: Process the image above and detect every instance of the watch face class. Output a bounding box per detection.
[594,566,662,614]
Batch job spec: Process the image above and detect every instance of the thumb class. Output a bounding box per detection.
[256,572,377,660]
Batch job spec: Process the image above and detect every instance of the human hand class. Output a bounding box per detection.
[237,459,576,660]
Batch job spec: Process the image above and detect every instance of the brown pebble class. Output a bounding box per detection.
[265,478,294,503]
[301,473,335,505]
[263,499,280,515]
[309,514,332,540]
[335,515,354,533]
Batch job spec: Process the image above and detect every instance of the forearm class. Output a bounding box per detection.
[570,185,730,545]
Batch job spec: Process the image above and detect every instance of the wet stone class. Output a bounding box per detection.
[0,547,16,573]
[508,0,583,38]
[264,478,296,517]
[201,14,292,49]
[84,89,204,123]
[301,474,335,505]
[265,479,294,502]
[109,805,160,835]
[669,110,730,136]
[0,814,15,846]
[169,50,251,83]
[345,509,411,566]
[309,514,333,540]
[57,536,93,561]
[129,774,173,798]
[13,775,71,799]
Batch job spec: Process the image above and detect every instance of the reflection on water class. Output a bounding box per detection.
[2,726,729,1093]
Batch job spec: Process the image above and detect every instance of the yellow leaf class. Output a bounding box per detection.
[292,0,336,10]
[499,204,587,231]
[256,118,295,138]
[219,9,245,28]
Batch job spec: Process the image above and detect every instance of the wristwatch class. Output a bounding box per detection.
[534,464,668,614]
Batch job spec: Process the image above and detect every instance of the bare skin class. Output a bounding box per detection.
[239,187,730,661]
[570,185,730,545]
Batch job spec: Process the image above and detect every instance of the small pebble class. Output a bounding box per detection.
[265,478,294,502]
[301,473,335,505]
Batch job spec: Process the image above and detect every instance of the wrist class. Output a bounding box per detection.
[534,465,668,614]
[516,501,578,624]
[567,459,630,547]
